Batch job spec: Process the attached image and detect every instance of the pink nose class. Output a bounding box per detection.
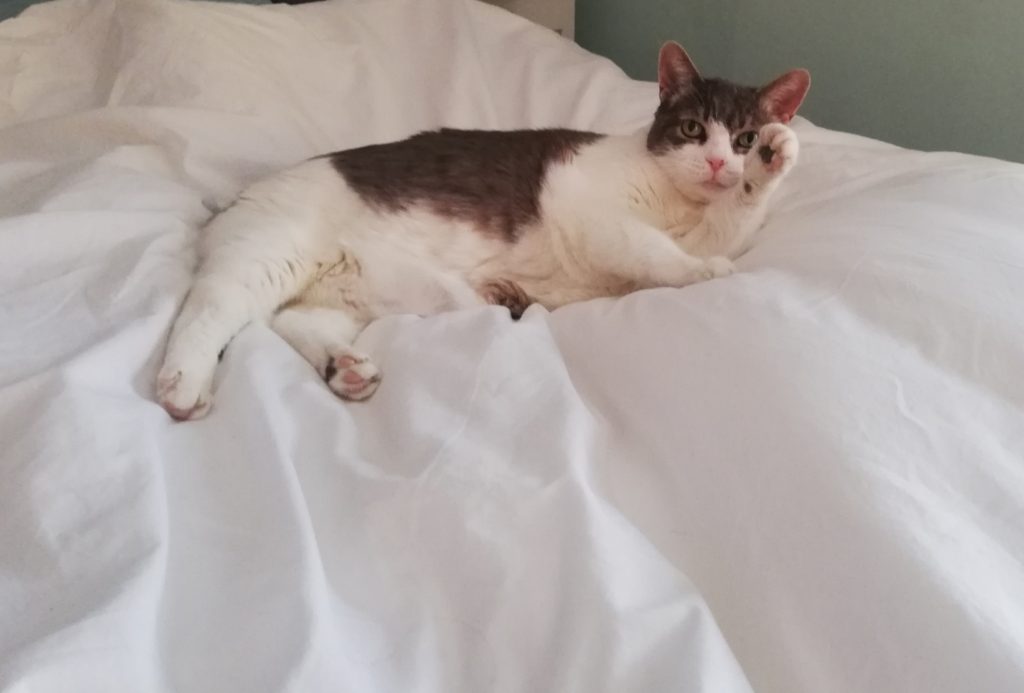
[706,158,726,173]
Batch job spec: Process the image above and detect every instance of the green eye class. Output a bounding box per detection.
[735,131,758,148]
[680,120,704,138]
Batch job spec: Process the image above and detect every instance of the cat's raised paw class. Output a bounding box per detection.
[156,366,213,421]
[753,122,799,176]
[324,352,381,401]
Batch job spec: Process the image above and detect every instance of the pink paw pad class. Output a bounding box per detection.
[324,353,382,401]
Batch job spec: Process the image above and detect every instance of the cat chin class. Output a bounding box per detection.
[678,180,739,203]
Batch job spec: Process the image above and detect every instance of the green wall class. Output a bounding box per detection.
[1,0,38,19]
[576,0,1024,163]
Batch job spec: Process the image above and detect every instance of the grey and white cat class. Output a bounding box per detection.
[157,42,810,420]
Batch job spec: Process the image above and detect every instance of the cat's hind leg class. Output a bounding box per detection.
[158,216,325,420]
[477,279,534,320]
[270,305,382,401]
[158,261,314,420]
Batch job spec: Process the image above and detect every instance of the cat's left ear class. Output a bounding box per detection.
[658,42,700,101]
[759,69,811,123]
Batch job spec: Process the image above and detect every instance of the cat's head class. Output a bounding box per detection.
[647,42,810,201]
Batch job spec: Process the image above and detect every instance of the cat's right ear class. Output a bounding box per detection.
[658,42,700,101]
[759,69,811,123]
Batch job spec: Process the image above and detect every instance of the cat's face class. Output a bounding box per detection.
[647,42,810,202]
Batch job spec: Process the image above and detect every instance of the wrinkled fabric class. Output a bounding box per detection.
[1,1,1024,692]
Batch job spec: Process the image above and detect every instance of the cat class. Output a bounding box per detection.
[156,42,810,420]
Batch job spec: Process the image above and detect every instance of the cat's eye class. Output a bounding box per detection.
[735,131,759,148]
[679,120,705,138]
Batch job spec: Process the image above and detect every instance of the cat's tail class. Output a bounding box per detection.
[156,202,323,420]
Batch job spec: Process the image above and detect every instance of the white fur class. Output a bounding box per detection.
[156,121,799,420]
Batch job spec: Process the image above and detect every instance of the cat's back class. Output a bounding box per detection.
[327,128,604,240]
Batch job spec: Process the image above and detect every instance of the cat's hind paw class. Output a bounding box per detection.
[156,363,214,421]
[324,351,381,401]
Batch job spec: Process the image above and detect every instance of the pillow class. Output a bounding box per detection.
[0,0,655,190]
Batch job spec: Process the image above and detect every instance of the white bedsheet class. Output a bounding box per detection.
[2,0,1024,691]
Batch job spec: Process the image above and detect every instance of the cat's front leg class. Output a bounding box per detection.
[741,122,799,199]
[584,219,734,289]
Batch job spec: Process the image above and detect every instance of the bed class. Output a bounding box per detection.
[2,0,1023,691]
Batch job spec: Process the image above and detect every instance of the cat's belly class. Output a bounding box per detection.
[515,274,632,309]
[331,247,483,318]
[488,254,633,309]
[311,205,512,317]
[300,205,628,318]
[479,232,633,310]
[303,240,623,319]
[298,253,474,320]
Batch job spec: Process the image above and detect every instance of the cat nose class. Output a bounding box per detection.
[706,158,725,173]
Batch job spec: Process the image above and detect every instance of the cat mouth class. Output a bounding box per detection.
[701,179,734,190]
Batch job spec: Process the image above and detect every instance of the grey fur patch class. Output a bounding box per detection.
[647,78,770,154]
[328,128,603,241]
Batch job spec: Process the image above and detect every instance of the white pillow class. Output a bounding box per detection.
[107,0,652,146]
[0,0,655,190]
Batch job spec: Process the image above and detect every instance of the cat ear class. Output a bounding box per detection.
[658,42,700,100]
[759,69,811,123]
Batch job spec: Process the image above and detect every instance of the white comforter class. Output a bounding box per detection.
[2,0,1024,691]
